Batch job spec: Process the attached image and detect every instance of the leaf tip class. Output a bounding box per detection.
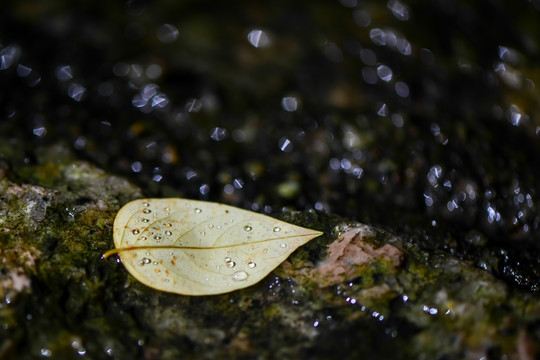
[308,230,324,238]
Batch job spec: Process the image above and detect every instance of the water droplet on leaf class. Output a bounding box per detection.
[232,271,249,281]
[139,258,152,266]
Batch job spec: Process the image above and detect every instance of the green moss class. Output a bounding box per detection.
[263,303,282,319]
[276,179,300,199]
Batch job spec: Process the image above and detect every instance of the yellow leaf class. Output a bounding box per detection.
[105,198,323,295]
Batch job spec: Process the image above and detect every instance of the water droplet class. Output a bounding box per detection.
[143,203,150,207]
[139,258,151,266]
[244,225,252,232]
[154,235,162,240]
[157,24,179,43]
[224,257,231,262]
[232,271,249,281]
[40,348,52,357]
[263,248,268,254]
[248,261,256,269]
[200,230,206,236]
[143,208,151,214]
[153,261,158,265]
[194,208,202,213]
[247,29,271,48]
[165,230,172,236]
[132,229,140,235]
[141,236,147,241]
[226,260,236,268]
[208,224,214,229]
[280,243,287,248]
[165,223,172,227]
[217,225,222,229]
[141,218,149,223]
[164,207,170,212]
[273,226,281,232]
[164,278,170,283]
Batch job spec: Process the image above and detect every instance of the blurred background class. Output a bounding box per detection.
[1,0,540,291]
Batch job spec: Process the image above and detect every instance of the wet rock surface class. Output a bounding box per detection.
[1,145,539,359]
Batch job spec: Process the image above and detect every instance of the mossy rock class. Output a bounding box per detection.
[0,144,539,359]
